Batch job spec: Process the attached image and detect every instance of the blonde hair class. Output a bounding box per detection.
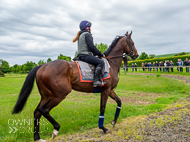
[72,31,80,42]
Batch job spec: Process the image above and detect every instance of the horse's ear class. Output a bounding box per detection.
[129,31,132,36]
[125,31,128,36]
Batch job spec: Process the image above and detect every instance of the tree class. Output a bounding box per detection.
[11,64,21,73]
[0,59,2,71]
[22,64,27,73]
[13,64,19,68]
[12,67,16,73]
[11,64,19,73]
[0,70,4,77]
[138,52,149,60]
[38,60,46,65]
[47,58,52,62]
[149,54,155,59]
[73,43,107,58]
[74,51,78,58]
[174,52,187,56]
[57,54,71,61]
[95,43,108,53]
[16,66,20,73]
[0,60,4,76]
[1,60,11,73]
[24,61,37,72]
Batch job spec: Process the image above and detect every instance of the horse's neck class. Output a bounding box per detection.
[108,44,124,74]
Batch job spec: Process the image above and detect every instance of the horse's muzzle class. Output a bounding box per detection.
[132,54,139,60]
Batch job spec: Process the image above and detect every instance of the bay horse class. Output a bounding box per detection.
[12,31,138,142]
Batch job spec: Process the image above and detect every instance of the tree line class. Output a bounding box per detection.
[0,54,71,74]
[0,43,108,74]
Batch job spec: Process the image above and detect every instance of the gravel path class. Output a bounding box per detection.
[50,73,190,142]
[142,98,190,142]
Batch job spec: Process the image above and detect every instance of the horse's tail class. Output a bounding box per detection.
[12,65,42,114]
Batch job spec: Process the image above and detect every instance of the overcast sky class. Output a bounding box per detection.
[0,0,190,65]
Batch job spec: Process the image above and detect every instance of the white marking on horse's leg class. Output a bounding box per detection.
[111,120,116,127]
[52,129,59,139]
[35,139,46,142]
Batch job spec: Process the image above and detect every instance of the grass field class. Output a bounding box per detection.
[0,73,190,142]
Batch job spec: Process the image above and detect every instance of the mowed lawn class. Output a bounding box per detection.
[0,73,190,142]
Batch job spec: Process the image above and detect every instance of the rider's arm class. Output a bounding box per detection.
[85,33,103,57]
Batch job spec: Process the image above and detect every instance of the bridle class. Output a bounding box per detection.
[105,35,138,70]
[125,35,138,58]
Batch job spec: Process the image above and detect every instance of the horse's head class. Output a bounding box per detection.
[124,31,139,60]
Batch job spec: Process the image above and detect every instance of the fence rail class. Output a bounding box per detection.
[3,74,27,78]
[123,66,190,73]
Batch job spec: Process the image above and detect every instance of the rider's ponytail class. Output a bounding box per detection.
[73,31,80,42]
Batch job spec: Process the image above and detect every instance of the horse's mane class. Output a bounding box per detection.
[103,36,124,56]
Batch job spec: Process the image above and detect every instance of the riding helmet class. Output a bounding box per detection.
[79,20,92,30]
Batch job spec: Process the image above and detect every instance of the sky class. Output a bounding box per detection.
[0,0,190,66]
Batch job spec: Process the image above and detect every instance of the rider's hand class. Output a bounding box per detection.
[103,54,105,58]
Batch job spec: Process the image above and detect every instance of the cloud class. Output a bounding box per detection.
[0,0,190,65]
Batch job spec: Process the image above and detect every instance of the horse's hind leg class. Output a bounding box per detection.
[35,81,71,141]
[34,94,49,141]
[37,79,71,139]
[109,90,122,127]
[34,102,42,141]
[38,96,66,139]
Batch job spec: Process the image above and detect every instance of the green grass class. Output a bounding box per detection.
[0,73,189,142]
[118,74,189,93]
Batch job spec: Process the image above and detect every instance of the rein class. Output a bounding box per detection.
[105,54,127,73]
[106,58,121,71]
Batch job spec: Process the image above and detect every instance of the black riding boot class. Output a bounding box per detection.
[93,67,102,87]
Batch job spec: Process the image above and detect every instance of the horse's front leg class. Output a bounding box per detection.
[109,90,121,127]
[99,88,111,133]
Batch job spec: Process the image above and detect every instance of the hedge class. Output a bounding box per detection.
[125,54,190,67]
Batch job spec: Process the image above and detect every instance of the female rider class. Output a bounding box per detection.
[73,20,105,87]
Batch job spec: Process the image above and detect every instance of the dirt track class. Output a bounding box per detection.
[50,74,190,142]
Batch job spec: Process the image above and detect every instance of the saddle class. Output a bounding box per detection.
[74,58,110,83]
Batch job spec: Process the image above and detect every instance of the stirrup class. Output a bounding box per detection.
[93,81,102,87]
[100,80,106,87]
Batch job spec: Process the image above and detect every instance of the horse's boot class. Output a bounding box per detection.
[93,67,103,87]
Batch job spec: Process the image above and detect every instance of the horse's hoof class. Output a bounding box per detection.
[104,129,111,134]
[100,127,111,134]
[52,129,59,139]
[35,139,46,142]
[111,120,116,127]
